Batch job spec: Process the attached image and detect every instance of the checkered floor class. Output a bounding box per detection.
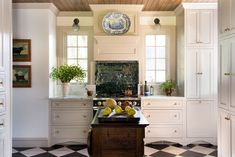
[12,143,217,157]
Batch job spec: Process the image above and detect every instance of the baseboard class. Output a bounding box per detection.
[13,138,48,147]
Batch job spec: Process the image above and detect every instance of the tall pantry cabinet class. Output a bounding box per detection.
[218,0,235,156]
[176,3,217,144]
[0,0,12,157]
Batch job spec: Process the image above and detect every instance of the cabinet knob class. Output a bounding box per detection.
[0,81,3,85]
[147,130,150,133]
[147,115,150,118]
[147,103,151,106]
[83,115,87,118]
[0,102,3,106]
[83,103,87,106]
[83,130,87,134]
[173,102,177,105]
[55,130,60,134]
[174,130,177,133]
[0,123,4,127]
[174,114,177,118]
[224,73,231,76]
[55,115,60,118]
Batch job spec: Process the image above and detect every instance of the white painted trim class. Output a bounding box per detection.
[140,16,176,26]
[13,3,59,15]
[140,11,175,16]
[182,3,218,9]
[90,4,144,12]
[57,17,93,26]
[12,138,49,147]
[58,11,93,17]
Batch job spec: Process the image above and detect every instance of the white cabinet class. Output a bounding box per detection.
[218,110,235,157]
[186,48,213,99]
[219,0,235,36]
[49,99,93,146]
[186,100,215,137]
[141,98,184,144]
[186,9,214,47]
[219,37,235,112]
[0,115,7,157]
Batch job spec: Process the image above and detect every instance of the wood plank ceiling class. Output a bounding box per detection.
[12,0,217,11]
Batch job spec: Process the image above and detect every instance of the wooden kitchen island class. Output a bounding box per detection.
[88,108,149,157]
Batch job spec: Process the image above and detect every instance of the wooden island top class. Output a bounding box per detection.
[88,107,149,157]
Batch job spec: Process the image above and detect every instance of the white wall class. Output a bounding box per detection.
[12,6,57,141]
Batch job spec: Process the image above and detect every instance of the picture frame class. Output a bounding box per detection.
[13,39,31,62]
[13,65,31,88]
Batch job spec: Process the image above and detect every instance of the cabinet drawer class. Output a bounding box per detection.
[51,126,89,139]
[145,125,183,138]
[0,75,5,92]
[51,109,92,125]
[142,100,182,109]
[51,101,92,108]
[143,110,183,124]
[0,94,6,114]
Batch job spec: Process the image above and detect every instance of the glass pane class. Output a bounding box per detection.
[146,47,155,58]
[78,48,88,58]
[67,59,77,66]
[146,71,155,82]
[84,71,88,82]
[156,71,166,82]
[156,35,166,46]
[156,59,166,70]
[67,48,77,59]
[156,47,166,58]
[67,35,77,46]
[145,35,155,46]
[146,59,155,70]
[78,60,88,70]
[78,36,88,46]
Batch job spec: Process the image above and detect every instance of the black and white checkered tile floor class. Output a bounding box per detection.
[12,143,217,157]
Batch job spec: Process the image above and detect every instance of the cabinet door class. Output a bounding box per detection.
[219,0,230,34]
[199,49,212,99]
[186,101,214,137]
[218,111,230,157]
[230,0,235,33]
[186,10,198,45]
[231,115,235,157]
[186,49,199,98]
[198,10,213,46]
[0,116,6,157]
[219,40,230,109]
[230,39,235,112]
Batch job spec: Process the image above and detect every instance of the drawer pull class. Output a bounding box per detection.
[0,102,3,106]
[147,115,150,118]
[147,103,151,106]
[83,130,87,134]
[147,130,150,133]
[0,81,3,85]
[55,130,60,134]
[225,117,230,120]
[83,103,87,106]
[0,123,3,127]
[83,115,87,118]
[197,72,203,75]
[174,114,177,118]
[224,73,231,76]
[174,130,177,133]
[173,102,177,105]
[55,115,60,118]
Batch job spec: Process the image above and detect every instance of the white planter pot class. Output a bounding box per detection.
[62,83,69,97]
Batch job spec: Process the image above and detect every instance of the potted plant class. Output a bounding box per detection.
[50,64,86,96]
[160,80,176,96]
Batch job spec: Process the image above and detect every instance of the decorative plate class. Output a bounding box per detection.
[102,12,131,35]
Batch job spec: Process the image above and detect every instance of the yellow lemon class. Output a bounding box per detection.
[106,98,117,109]
[103,107,112,116]
[127,108,136,116]
[125,106,132,112]
[115,105,122,114]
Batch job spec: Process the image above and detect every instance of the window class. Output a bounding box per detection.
[66,35,88,82]
[145,35,166,83]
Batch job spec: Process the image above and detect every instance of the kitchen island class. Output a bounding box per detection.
[89,107,149,157]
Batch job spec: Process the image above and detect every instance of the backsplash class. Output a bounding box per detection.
[95,61,139,97]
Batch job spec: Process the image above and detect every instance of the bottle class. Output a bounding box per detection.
[144,81,150,96]
[150,86,154,96]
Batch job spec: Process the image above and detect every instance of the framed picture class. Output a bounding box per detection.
[13,39,31,62]
[13,65,31,88]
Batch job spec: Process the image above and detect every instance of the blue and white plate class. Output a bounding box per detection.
[102,12,131,35]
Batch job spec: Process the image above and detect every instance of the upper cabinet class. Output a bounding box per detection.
[186,9,214,47]
[219,0,235,36]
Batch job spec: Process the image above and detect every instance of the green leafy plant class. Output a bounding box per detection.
[160,80,176,96]
[50,64,86,83]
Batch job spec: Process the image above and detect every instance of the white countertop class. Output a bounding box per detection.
[141,95,185,100]
[49,95,93,101]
